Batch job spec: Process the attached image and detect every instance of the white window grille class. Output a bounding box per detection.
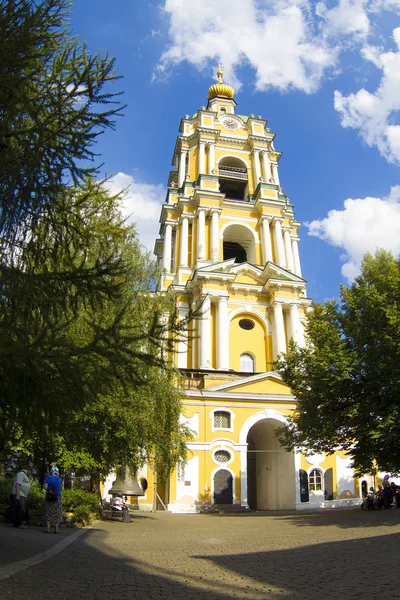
[214,411,231,429]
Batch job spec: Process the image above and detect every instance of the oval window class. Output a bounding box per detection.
[214,450,231,463]
[239,318,255,330]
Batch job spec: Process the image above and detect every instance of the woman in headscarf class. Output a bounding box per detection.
[43,467,63,533]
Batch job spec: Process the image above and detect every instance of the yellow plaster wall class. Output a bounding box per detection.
[229,314,268,371]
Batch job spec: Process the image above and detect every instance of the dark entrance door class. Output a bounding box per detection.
[299,469,309,502]
[213,469,233,504]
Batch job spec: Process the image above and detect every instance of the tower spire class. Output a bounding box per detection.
[207,64,234,100]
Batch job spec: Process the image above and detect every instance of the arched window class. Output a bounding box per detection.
[240,353,254,373]
[214,410,231,429]
[309,469,323,491]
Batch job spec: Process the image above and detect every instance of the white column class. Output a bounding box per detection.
[292,238,302,277]
[211,211,220,261]
[261,217,273,264]
[273,301,286,358]
[179,217,189,267]
[262,151,272,183]
[178,149,187,188]
[199,295,211,369]
[198,140,206,175]
[216,296,229,370]
[283,229,295,273]
[273,219,286,267]
[208,142,215,174]
[271,161,280,186]
[163,223,172,272]
[289,303,305,348]
[177,305,189,368]
[252,149,261,188]
[192,300,197,368]
[197,208,206,260]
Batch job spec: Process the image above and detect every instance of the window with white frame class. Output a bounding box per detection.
[240,353,254,373]
[309,469,323,491]
[214,450,231,463]
[214,410,231,429]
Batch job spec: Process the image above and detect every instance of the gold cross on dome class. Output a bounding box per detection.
[216,63,224,83]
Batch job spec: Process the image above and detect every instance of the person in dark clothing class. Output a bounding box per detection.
[382,475,392,509]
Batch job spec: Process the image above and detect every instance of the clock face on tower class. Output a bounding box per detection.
[222,118,239,130]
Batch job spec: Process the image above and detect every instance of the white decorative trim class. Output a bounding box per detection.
[205,370,284,392]
[239,409,290,445]
[228,306,271,334]
[219,220,257,239]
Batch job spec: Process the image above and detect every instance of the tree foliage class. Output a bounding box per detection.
[275,250,400,476]
[0,0,194,481]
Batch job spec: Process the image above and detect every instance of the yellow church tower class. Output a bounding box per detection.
[140,69,361,512]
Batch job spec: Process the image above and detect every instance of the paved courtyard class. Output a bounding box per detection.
[1,508,400,599]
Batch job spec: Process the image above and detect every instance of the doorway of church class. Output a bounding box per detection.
[213,469,233,504]
[246,418,296,510]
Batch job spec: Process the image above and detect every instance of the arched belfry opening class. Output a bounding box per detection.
[218,157,248,201]
[222,223,256,264]
[223,241,247,263]
[246,418,295,510]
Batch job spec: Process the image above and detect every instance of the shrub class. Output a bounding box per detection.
[62,488,100,524]
[0,476,44,508]
[0,476,12,504]
[28,481,45,510]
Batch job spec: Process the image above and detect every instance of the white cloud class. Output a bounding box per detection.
[156,0,337,94]
[104,172,165,253]
[334,27,400,163]
[307,186,400,281]
[316,0,370,39]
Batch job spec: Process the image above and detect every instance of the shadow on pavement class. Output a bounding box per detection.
[1,518,400,599]
[192,531,400,599]
[204,507,400,529]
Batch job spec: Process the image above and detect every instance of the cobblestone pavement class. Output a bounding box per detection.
[1,508,400,600]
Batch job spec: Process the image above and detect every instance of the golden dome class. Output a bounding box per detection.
[207,66,234,100]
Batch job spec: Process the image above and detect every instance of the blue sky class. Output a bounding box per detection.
[70,0,400,303]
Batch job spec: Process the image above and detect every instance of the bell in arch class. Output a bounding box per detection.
[108,470,145,497]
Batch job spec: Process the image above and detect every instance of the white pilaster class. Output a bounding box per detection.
[261,217,273,264]
[216,296,229,370]
[283,228,295,273]
[208,142,215,174]
[177,304,189,368]
[198,140,206,175]
[292,238,302,277]
[211,211,220,261]
[197,208,206,260]
[273,218,286,267]
[252,149,261,189]
[163,223,172,272]
[178,149,187,188]
[289,303,305,348]
[262,151,272,183]
[271,162,280,186]
[179,217,189,267]
[273,301,287,359]
[199,295,211,369]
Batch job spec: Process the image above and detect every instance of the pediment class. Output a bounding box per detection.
[261,262,306,284]
[205,371,293,396]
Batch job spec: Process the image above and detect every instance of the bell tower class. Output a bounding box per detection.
[154,68,310,375]
[146,71,354,515]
